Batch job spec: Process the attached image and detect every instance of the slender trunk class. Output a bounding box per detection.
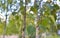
[34,0,39,38]
[22,7,26,38]
[35,15,40,38]
[22,13,26,38]
[34,0,40,38]
[34,0,42,38]
[22,0,26,38]
[3,0,7,38]
[36,25,40,38]
[3,14,7,38]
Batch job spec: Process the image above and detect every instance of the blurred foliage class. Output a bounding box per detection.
[0,0,60,38]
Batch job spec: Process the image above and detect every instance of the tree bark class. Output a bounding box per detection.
[36,25,40,38]
[35,15,40,38]
[34,0,42,38]
[22,0,26,38]
[3,0,8,38]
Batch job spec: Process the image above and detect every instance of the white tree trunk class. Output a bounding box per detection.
[36,26,39,38]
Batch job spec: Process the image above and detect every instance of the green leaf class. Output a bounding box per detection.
[49,15,57,28]
[41,17,49,26]
[20,6,25,15]
[7,0,12,4]
[30,7,37,14]
[27,25,35,35]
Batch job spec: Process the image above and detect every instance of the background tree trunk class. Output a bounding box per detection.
[22,0,26,38]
